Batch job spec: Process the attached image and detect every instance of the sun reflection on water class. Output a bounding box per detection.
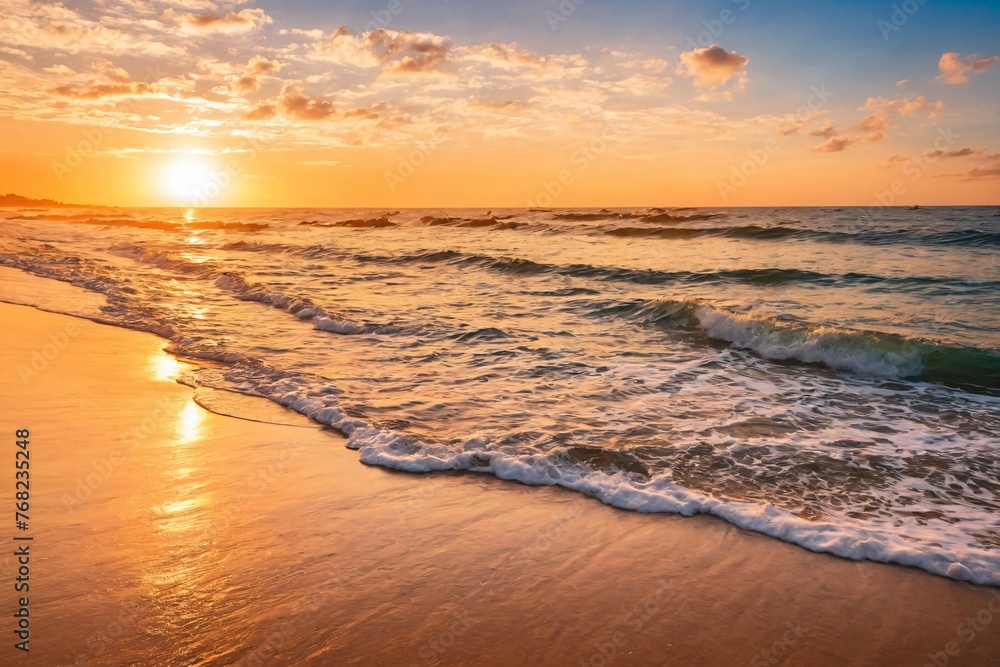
[175,401,205,446]
[149,354,184,382]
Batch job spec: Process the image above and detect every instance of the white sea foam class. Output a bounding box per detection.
[341,427,1000,586]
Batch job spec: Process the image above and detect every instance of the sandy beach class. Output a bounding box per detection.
[0,283,997,666]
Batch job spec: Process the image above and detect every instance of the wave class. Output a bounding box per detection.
[549,209,721,223]
[105,242,375,336]
[605,224,1000,247]
[300,213,397,228]
[119,240,996,392]
[214,273,367,335]
[338,247,991,293]
[6,213,125,221]
[416,215,527,230]
[335,427,998,586]
[108,243,220,278]
[8,214,268,232]
[3,248,997,587]
[167,355,996,587]
[619,298,1000,393]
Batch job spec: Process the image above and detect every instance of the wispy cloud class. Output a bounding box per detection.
[162,8,272,35]
[936,52,999,85]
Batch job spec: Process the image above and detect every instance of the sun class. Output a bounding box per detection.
[160,157,215,204]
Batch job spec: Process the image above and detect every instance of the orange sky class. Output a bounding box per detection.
[0,0,998,208]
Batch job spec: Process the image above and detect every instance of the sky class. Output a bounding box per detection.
[0,0,997,207]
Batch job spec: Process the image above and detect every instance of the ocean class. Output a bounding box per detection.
[2,205,998,585]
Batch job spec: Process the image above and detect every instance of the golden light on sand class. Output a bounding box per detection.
[161,158,214,203]
[149,354,184,382]
[175,400,205,446]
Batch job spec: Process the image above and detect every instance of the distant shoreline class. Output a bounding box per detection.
[1,198,998,211]
[0,193,112,208]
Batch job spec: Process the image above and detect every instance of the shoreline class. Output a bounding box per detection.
[1,296,999,665]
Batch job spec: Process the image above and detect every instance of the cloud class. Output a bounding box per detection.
[811,95,945,152]
[677,44,748,95]
[884,148,981,167]
[464,42,550,70]
[42,64,76,76]
[245,102,277,120]
[92,59,131,83]
[931,147,979,158]
[372,29,451,76]
[776,120,804,137]
[232,55,282,92]
[0,0,182,57]
[0,46,32,60]
[936,52,999,85]
[308,27,451,76]
[960,163,1000,179]
[466,98,527,114]
[247,55,281,75]
[808,120,838,138]
[52,81,158,99]
[277,83,336,119]
[163,8,272,34]
[938,155,1000,180]
[895,79,907,88]
[160,0,255,9]
[811,136,858,153]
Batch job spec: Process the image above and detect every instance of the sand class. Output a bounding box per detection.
[0,291,998,666]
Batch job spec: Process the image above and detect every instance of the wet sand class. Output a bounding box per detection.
[0,297,998,666]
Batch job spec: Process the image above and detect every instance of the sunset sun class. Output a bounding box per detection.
[160,158,214,203]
